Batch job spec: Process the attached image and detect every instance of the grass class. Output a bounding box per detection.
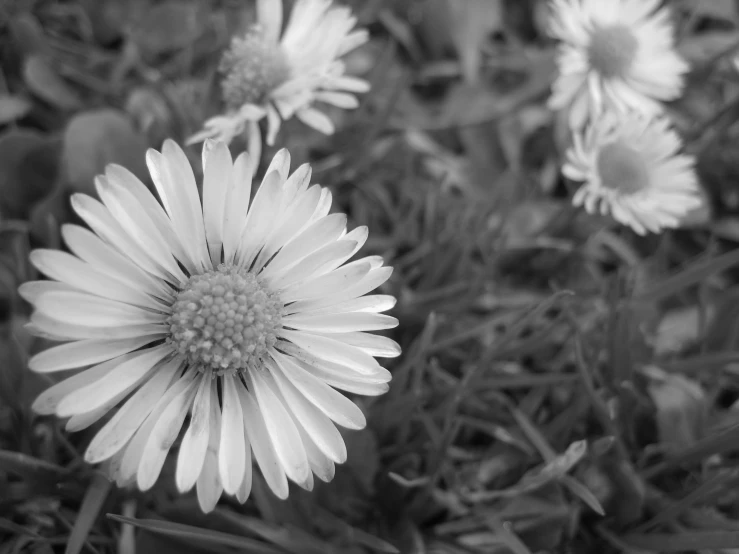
[4,0,739,552]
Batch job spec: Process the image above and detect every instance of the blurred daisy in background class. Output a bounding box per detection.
[548,0,689,129]
[563,113,701,235]
[22,139,399,512]
[189,0,369,165]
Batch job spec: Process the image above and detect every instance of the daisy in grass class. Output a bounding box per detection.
[548,0,689,129]
[188,0,369,163]
[563,113,700,235]
[21,139,399,512]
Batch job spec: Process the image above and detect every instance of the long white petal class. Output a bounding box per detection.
[260,213,347,281]
[237,386,289,499]
[85,357,182,464]
[29,335,162,373]
[197,388,223,513]
[202,140,233,266]
[175,375,213,493]
[270,361,346,463]
[32,356,124,414]
[223,152,254,264]
[30,312,165,341]
[61,224,173,301]
[282,312,398,333]
[250,370,311,489]
[280,261,370,304]
[137,374,198,491]
[34,291,167,328]
[271,350,366,430]
[218,374,247,495]
[55,345,171,416]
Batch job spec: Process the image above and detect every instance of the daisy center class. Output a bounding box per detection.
[168,265,283,376]
[219,25,291,109]
[587,25,638,79]
[596,141,650,193]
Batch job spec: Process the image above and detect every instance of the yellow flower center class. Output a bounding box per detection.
[168,265,282,375]
[587,25,638,79]
[596,141,650,194]
[219,25,291,109]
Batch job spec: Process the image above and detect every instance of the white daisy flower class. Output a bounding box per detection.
[188,0,369,163]
[22,139,399,513]
[548,0,689,129]
[563,113,701,235]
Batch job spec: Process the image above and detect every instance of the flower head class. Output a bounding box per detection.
[563,113,701,235]
[548,0,689,129]
[189,0,369,161]
[22,139,399,512]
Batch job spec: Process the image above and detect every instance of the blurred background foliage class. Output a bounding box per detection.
[6,0,739,552]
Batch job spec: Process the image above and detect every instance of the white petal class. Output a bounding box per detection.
[249,371,311,487]
[176,375,214,493]
[280,261,371,304]
[223,152,255,264]
[117,373,198,485]
[278,329,380,375]
[95,176,188,283]
[315,91,358,109]
[197,390,223,513]
[271,350,366,430]
[270,361,346,463]
[19,281,77,304]
[56,345,171,416]
[70,194,173,283]
[62,224,173,301]
[323,331,401,358]
[258,0,283,42]
[137,375,199,491]
[104,165,198,275]
[85,357,182,463]
[30,312,165,342]
[32,356,122,415]
[306,294,396,315]
[236,171,283,270]
[29,336,162,373]
[268,240,356,291]
[264,149,291,183]
[237,386,289,499]
[286,266,393,313]
[296,107,335,135]
[34,291,167,328]
[260,212,346,281]
[252,185,321,273]
[218,374,247,495]
[281,312,398,333]
[30,249,160,309]
[202,140,233,266]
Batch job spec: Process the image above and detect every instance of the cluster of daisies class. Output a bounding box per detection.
[22,0,394,513]
[548,0,702,235]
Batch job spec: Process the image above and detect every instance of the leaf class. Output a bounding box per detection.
[0,321,25,411]
[0,129,61,219]
[106,515,285,554]
[23,55,83,111]
[620,531,739,551]
[62,109,149,196]
[0,450,68,480]
[0,95,31,125]
[446,0,503,83]
[645,367,706,451]
[631,248,739,305]
[129,1,203,58]
[65,473,112,554]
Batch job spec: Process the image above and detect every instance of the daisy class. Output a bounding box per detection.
[21,139,399,513]
[563,113,701,235]
[548,0,689,129]
[188,0,369,164]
